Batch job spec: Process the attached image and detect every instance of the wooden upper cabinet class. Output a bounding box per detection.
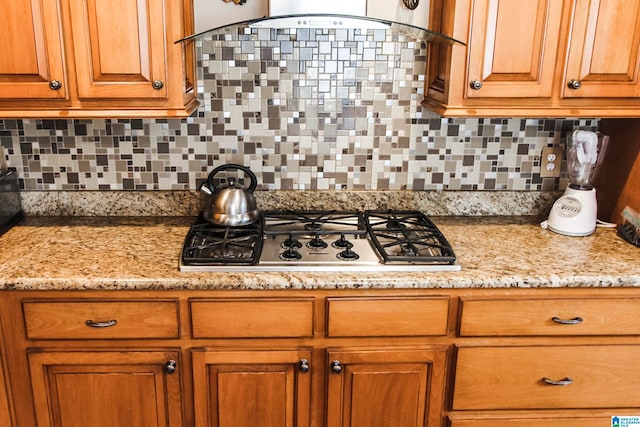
[563,0,640,98]
[0,0,67,100]
[68,0,168,100]
[0,0,197,117]
[465,0,563,99]
[424,0,640,117]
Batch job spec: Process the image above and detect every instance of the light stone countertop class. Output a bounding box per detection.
[0,216,637,290]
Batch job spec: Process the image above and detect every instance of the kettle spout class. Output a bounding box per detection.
[200,182,213,196]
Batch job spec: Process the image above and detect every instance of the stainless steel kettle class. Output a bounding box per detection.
[200,164,260,226]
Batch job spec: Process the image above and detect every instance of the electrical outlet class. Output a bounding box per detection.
[540,147,562,178]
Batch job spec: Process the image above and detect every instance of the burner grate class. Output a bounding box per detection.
[181,217,263,266]
[364,210,456,264]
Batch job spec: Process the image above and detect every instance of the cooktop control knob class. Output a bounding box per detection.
[280,247,302,261]
[337,247,359,261]
[307,235,328,249]
[332,233,353,249]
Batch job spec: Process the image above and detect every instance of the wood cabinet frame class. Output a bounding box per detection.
[0,287,639,426]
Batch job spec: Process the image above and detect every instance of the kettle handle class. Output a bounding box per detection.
[207,164,258,192]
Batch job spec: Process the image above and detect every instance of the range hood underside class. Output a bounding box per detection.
[177,13,463,45]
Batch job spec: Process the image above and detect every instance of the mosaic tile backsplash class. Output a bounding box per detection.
[0,26,598,191]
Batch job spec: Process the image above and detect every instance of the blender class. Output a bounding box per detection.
[546,130,609,236]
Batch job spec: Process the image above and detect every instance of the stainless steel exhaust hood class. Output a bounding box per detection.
[178,0,463,45]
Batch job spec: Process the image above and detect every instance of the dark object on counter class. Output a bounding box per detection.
[617,207,640,247]
[618,222,639,247]
[0,170,24,236]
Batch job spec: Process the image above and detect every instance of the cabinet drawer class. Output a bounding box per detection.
[453,345,640,410]
[450,417,611,427]
[327,296,449,337]
[190,298,314,338]
[23,300,179,339]
[459,298,640,336]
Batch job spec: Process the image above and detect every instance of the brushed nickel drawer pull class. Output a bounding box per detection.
[85,319,117,328]
[542,377,573,386]
[551,316,583,325]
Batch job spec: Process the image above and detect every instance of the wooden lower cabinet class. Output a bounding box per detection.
[3,289,640,427]
[27,349,183,427]
[451,296,640,426]
[192,348,312,427]
[453,346,640,410]
[191,346,447,427]
[326,347,447,427]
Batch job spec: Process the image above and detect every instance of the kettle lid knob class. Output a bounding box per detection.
[207,164,257,193]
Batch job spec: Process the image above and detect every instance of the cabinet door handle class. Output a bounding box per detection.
[152,80,164,90]
[298,359,310,373]
[85,319,117,328]
[542,377,573,386]
[49,80,63,90]
[330,360,343,374]
[567,79,582,90]
[470,80,483,90]
[165,360,177,374]
[551,316,583,325]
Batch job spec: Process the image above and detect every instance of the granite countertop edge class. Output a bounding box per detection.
[2,276,639,291]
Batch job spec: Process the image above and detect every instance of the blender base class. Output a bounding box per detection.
[547,187,598,236]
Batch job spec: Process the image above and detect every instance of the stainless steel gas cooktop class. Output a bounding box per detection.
[180,210,461,272]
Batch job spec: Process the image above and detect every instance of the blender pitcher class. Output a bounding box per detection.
[566,130,609,190]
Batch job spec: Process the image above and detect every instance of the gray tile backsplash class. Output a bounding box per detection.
[0,26,598,192]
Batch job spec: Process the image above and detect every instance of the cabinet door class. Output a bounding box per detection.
[563,0,640,98]
[28,350,183,427]
[465,0,563,98]
[192,349,312,427]
[0,0,67,99]
[67,0,168,100]
[326,347,447,427]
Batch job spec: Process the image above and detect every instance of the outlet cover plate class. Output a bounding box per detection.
[540,147,563,178]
